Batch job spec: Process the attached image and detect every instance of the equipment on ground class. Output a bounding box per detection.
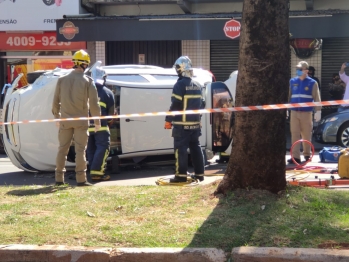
[319,146,344,163]
[338,148,349,178]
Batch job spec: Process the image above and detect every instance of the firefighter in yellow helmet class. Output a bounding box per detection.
[52,50,101,186]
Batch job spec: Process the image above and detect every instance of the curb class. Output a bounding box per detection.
[232,247,349,262]
[0,245,227,262]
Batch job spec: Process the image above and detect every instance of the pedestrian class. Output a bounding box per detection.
[308,66,321,90]
[52,50,101,186]
[337,63,349,112]
[164,56,205,182]
[329,73,345,101]
[287,61,321,164]
[87,71,115,181]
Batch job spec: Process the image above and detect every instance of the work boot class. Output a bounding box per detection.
[287,158,301,164]
[169,176,187,183]
[304,156,310,161]
[77,181,94,187]
[91,174,110,181]
[55,182,68,186]
[190,174,204,182]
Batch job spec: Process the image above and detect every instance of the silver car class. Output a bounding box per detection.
[314,108,349,147]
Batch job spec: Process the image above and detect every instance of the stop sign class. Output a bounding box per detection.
[224,19,241,39]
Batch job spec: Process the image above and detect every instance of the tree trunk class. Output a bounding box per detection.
[215,0,289,195]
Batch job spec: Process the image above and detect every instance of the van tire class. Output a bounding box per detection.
[111,155,120,174]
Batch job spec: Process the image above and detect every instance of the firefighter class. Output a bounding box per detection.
[52,49,101,186]
[164,56,205,182]
[87,71,115,181]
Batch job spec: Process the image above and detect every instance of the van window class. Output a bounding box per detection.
[151,75,178,81]
[108,74,149,83]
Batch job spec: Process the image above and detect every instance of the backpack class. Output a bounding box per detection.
[319,146,344,163]
[338,149,349,179]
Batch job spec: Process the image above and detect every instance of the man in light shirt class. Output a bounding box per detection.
[287,61,321,164]
[338,63,349,112]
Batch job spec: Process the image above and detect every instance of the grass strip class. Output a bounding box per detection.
[0,182,348,252]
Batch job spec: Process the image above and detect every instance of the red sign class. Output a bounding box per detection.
[224,19,241,40]
[290,39,316,49]
[0,32,86,51]
[59,21,79,40]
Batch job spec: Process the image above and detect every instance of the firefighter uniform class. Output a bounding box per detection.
[87,81,115,181]
[165,74,205,182]
[52,68,101,185]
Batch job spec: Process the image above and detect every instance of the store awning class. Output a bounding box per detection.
[56,11,349,42]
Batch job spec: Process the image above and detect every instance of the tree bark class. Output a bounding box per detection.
[214,0,289,195]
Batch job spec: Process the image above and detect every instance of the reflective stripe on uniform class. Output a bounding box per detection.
[99,101,106,108]
[182,95,202,122]
[172,94,183,101]
[175,149,179,174]
[88,126,109,132]
[90,149,109,175]
[291,94,313,99]
[90,170,104,175]
[172,121,200,125]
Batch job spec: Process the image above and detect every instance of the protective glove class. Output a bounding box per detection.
[314,111,321,122]
[164,121,172,129]
[94,124,101,132]
[55,121,60,128]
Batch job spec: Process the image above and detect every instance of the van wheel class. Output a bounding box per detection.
[42,0,55,5]
[111,155,120,174]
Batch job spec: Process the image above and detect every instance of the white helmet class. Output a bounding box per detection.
[173,56,193,77]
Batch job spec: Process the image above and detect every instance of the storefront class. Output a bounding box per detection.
[0,0,86,88]
[55,12,349,84]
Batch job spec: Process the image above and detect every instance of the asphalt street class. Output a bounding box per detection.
[0,152,342,188]
[0,153,227,187]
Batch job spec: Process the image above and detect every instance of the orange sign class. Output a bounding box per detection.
[0,32,86,51]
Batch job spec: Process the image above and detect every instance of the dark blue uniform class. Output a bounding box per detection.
[165,76,205,181]
[87,82,115,179]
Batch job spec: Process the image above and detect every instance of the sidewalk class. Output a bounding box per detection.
[1,245,349,262]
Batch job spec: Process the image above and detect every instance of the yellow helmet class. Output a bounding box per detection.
[72,50,90,66]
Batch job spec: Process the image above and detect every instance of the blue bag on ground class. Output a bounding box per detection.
[319,146,345,163]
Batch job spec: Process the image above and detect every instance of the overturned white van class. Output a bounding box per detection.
[0,62,237,173]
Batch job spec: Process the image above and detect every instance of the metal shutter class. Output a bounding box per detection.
[321,38,349,116]
[210,40,239,82]
[106,41,181,68]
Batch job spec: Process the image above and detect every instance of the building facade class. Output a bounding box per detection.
[0,0,87,88]
[54,0,349,106]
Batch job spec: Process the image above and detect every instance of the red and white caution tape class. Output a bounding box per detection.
[0,100,347,126]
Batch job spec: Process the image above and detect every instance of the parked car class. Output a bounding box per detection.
[313,109,349,147]
[0,62,236,173]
